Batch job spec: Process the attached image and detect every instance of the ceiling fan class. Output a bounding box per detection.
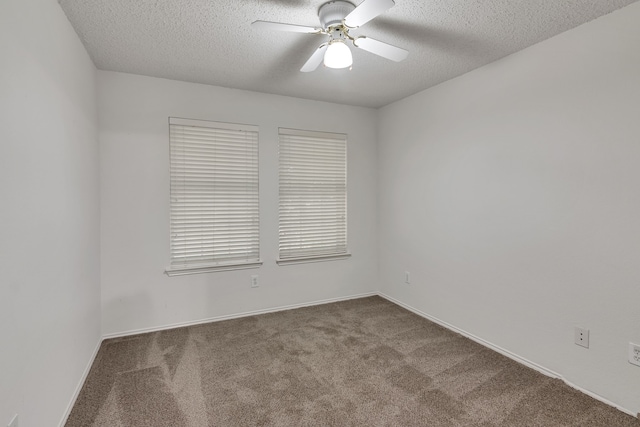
[252,0,408,72]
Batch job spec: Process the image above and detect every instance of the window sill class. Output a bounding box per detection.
[276,253,351,266]
[165,260,263,276]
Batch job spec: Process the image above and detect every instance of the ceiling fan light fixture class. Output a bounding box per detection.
[253,0,407,73]
[323,40,353,69]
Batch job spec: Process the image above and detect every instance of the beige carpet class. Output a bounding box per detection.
[66,296,637,426]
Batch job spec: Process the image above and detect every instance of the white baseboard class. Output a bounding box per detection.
[564,381,637,419]
[377,293,559,378]
[102,291,378,340]
[58,338,102,427]
[377,292,637,419]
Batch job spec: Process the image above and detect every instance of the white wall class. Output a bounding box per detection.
[4,0,636,422]
[378,2,640,415]
[98,71,378,336]
[0,1,101,426]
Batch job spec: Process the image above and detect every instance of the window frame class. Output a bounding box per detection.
[165,117,262,276]
[277,127,350,266]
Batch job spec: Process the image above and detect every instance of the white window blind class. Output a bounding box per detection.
[166,118,260,275]
[278,128,349,264]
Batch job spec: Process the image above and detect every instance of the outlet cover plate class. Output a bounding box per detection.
[251,275,259,288]
[574,327,589,348]
[629,342,640,367]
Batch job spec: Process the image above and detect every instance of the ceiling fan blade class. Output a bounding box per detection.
[300,44,329,72]
[251,21,323,34]
[344,0,395,28]
[353,36,408,62]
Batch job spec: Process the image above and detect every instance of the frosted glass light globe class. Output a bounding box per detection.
[324,40,353,69]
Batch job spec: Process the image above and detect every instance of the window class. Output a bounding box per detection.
[278,128,349,264]
[166,118,261,276]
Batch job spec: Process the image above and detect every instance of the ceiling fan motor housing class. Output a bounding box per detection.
[319,1,356,28]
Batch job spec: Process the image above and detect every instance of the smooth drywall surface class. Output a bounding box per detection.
[98,71,378,336]
[0,1,101,426]
[378,2,640,415]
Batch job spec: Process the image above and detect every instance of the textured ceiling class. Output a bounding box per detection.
[59,0,637,108]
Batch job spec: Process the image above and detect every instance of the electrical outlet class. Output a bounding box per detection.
[251,275,259,288]
[629,343,640,367]
[404,271,410,284]
[8,414,18,427]
[574,327,589,348]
